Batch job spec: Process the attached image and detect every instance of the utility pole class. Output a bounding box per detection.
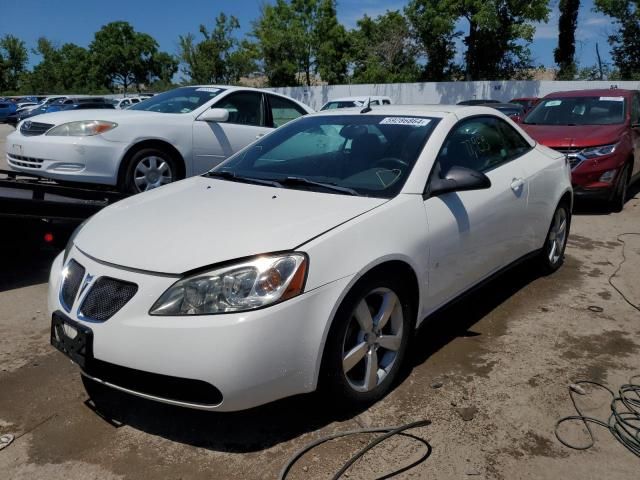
[596,43,604,80]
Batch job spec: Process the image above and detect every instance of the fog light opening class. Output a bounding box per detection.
[599,169,617,183]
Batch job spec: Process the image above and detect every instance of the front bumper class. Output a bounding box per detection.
[48,249,351,411]
[6,130,128,186]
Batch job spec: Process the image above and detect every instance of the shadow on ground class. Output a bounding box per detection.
[85,258,545,453]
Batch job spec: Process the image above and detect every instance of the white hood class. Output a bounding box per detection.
[28,109,171,126]
[75,176,387,274]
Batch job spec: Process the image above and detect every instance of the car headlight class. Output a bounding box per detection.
[581,143,617,159]
[46,120,118,136]
[150,253,308,315]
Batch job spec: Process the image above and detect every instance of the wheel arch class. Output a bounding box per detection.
[312,257,421,389]
[117,139,187,187]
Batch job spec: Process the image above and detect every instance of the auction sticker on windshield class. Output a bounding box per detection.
[379,117,431,126]
[545,100,562,107]
[196,87,221,93]
[599,96,625,102]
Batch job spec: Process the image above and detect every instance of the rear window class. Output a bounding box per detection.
[524,96,627,125]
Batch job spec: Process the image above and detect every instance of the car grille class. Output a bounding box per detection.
[20,121,54,136]
[79,277,138,321]
[552,148,582,170]
[7,153,44,169]
[61,260,86,312]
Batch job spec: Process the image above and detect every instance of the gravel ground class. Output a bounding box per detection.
[1,122,639,479]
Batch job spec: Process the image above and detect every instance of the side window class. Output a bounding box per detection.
[436,116,527,176]
[631,94,640,125]
[217,92,265,126]
[268,95,306,128]
[495,119,532,159]
[382,99,391,105]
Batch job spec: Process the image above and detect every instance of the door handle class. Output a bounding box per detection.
[510,178,525,191]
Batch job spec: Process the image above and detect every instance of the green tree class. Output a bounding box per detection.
[0,34,28,92]
[350,11,420,84]
[459,0,549,80]
[554,0,580,79]
[179,12,255,84]
[90,21,162,92]
[406,0,460,81]
[594,0,640,79]
[252,0,350,87]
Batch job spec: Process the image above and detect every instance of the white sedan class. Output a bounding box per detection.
[6,86,313,193]
[48,106,572,411]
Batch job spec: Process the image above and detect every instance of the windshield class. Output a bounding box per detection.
[210,114,439,198]
[524,96,627,125]
[129,86,225,113]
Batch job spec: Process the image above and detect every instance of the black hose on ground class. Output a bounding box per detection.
[555,376,640,457]
[278,419,431,480]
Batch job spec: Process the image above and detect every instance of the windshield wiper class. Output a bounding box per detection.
[275,176,360,196]
[205,170,282,188]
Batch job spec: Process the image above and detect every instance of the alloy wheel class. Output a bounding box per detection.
[548,207,567,265]
[341,288,404,393]
[133,155,174,192]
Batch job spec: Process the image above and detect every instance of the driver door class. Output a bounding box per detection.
[423,116,531,310]
[192,91,271,174]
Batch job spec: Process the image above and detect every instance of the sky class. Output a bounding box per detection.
[0,0,615,72]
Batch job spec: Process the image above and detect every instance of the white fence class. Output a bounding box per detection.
[270,80,640,110]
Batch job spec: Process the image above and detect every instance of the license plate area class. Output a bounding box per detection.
[50,312,93,369]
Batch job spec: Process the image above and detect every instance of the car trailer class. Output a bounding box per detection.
[0,169,125,248]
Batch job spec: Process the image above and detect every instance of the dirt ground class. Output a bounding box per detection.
[1,122,639,479]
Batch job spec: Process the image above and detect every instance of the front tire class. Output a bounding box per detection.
[320,273,413,406]
[609,163,630,213]
[538,202,571,274]
[122,148,178,194]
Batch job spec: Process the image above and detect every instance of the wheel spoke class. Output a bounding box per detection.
[364,349,378,390]
[354,300,373,333]
[134,177,146,187]
[136,163,149,173]
[148,157,158,169]
[378,333,401,351]
[549,239,557,261]
[558,218,566,234]
[158,161,169,173]
[343,342,367,373]
[159,176,172,185]
[374,291,396,329]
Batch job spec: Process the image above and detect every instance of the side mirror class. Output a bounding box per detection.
[429,166,491,197]
[198,108,229,123]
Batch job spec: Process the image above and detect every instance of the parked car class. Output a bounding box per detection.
[49,105,572,411]
[521,89,640,211]
[457,99,501,105]
[7,86,313,193]
[110,97,136,109]
[509,97,539,113]
[319,96,392,110]
[8,97,108,125]
[482,103,526,122]
[0,101,17,122]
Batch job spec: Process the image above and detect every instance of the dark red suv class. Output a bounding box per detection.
[521,89,640,211]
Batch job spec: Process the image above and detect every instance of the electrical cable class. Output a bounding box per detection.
[278,419,431,480]
[555,376,640,457]
[607,232,640,314]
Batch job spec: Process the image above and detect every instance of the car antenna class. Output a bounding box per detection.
[360,97,372,114]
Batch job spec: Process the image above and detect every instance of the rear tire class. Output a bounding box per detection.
[121,148,178,194]
[609,163,630,213]
[538,202,571,274]
[320,272,413,407]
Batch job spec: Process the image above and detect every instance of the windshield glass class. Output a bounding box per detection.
[210,114,439,198]
[129,86,225,113]
[524,96,627,125]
